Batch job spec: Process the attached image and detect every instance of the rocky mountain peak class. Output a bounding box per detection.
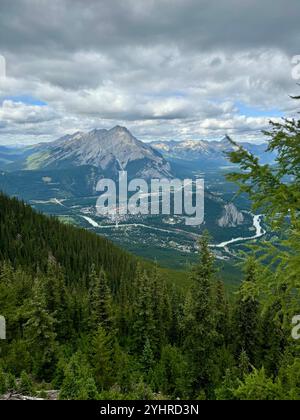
[28,126,172,179]
[110,125,130,133]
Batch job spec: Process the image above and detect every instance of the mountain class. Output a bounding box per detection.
[0,145,34,168]
[0,129,276,178]
[151,137,276,166]
[22,126,172,180]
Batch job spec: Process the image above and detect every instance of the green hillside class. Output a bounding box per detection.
[0,181,299,400]
[0,193,137,291]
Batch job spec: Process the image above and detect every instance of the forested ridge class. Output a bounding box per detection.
[0,102,300,400]
[0,194,137,290]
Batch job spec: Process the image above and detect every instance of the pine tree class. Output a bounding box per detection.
[182,232,217,395]
[214,279,230,346]
[141,337,155,378]
[5,372,16,393]
[59,352,98,400]
[18,371,34,396]
[0,368,7,395]
[238,350,251,379]
[279,357,300,400]
[23,277,57,379]
[131,268,156,354]
[116,273,130,338]
[44,259,72,341]
[151,265,172,352]
[234,368,284,400]
[153,345,191,399]
[260,300,287,376]
[43,257,62,314]
[234,257,260,366]
[215,368,239,401]
[88,266,114,331]
[169,283,182,346]
[227,96,300,352]
[91,325,114,390]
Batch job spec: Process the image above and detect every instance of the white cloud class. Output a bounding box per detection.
[0,100,58,124]
[0,0,299,145]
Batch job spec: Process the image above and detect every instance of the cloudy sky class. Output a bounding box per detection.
[0,0,299,145]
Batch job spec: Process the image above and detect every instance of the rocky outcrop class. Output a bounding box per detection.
[0,390,58,400]
[218,203,244,228]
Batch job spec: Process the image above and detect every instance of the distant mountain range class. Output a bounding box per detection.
[3,126,172,180]
[151,137,276,166]
[0,127,277,179]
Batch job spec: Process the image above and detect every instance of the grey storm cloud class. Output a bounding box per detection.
[0,0,299,145]
[0,0,299,54]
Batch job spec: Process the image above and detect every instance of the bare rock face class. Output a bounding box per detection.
[31,126,172,180]
[218,203,244,228]
[0,390,58,400]
[0,393,44,400]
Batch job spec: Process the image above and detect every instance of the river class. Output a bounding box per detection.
[81,213,266,249]
[211,214,266,248]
